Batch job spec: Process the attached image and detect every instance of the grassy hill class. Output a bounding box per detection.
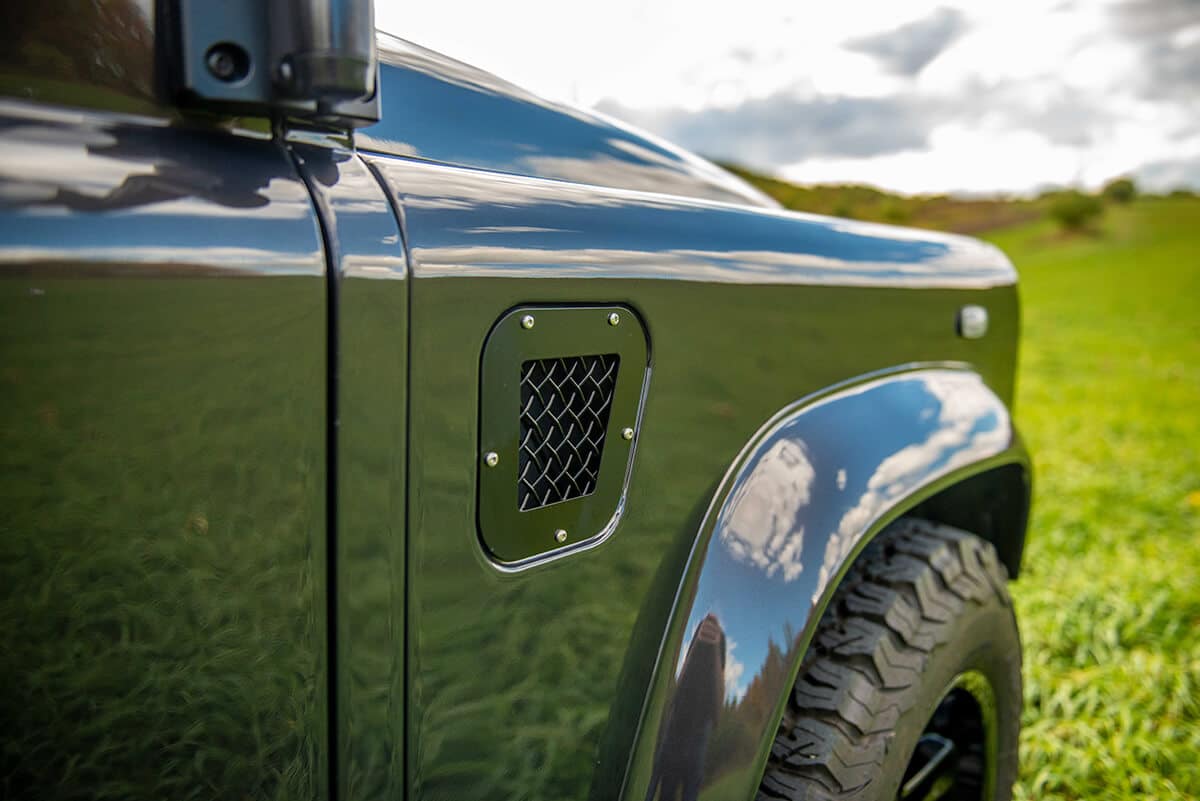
[985,197,1200,799]
[719,162,1188,236]
[720,162,1043,232]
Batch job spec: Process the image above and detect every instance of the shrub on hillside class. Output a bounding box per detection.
[831,201,856,219]
[1048,190,1104,232]
[881,202,910,224]
[1102,176,1137,204]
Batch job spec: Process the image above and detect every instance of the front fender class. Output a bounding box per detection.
[622,366,1030,801]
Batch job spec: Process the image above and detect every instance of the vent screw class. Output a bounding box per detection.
[957,305,989,339]
[520,314,536,329]
[205,44,246,83]
[554,528,568,543]
[607,312,621,326]
[484,451,499,467]
[621,427,634,441]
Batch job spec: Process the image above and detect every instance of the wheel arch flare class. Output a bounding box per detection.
[621,364,1031,801]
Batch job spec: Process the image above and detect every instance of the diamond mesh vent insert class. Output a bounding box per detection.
[518,354,620,511]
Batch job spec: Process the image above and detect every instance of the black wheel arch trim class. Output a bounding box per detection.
[618,362,1031,801]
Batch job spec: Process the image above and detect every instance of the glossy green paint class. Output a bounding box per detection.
[0,0,162,117]
[0,103,328,799]
[0,5,1030,797]
[360,35,775,207]
[623,368,1027,801]
[289,136,409,801]
[362,154,1020,801]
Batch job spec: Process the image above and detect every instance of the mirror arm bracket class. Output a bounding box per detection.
[168,0,381,127]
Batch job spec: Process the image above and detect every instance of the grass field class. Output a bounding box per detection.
[983,198,1200,799]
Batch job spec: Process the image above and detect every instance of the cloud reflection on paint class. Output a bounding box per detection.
[369,157,1017,288]
[813,372,1007,601]
[359,36,772,207]
[713,372,1005,588]
[0,109,325,279]
[719,439,813,582]
[649,369,1019,801]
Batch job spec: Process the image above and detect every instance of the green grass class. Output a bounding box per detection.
[983,198,1200,799]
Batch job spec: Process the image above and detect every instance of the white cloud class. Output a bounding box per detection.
[376,0,1200,193]
[719,438,813,582]
[723,637,748,701]
[377,0,948,108]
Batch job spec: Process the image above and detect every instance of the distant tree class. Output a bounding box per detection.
[1048,190,1104,232]
[1102,176,1137,204]
[882,202,910,224]
[831,201,856,219]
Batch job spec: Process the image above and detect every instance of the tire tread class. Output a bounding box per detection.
[757,518,1012,801]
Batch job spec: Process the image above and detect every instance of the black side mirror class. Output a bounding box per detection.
[171,0,380,126]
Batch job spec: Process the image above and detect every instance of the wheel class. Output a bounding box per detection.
[757,518,1022,801]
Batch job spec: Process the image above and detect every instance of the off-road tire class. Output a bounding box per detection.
[757,518,1022,801]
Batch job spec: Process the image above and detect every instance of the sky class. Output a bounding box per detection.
[376,0,1200,196]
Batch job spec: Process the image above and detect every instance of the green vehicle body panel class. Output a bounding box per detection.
[363,154,1024,801]
[0,5,1030,800]
[290,136,410,801]
[0,104,329,798]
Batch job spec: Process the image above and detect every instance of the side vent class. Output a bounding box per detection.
[478,307,649,565]
[518,355,620,511]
